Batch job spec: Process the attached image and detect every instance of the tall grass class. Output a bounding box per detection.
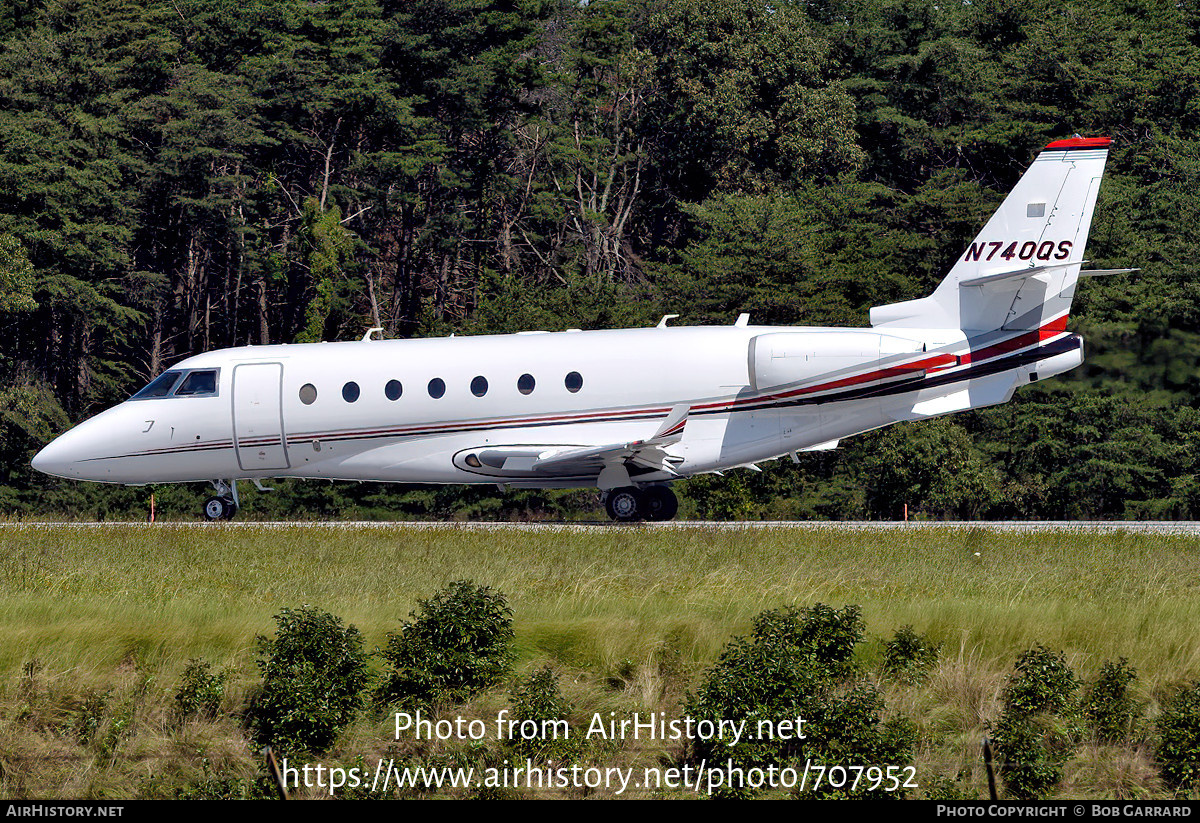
[2,524,1197,683]
[1,524,1198,798]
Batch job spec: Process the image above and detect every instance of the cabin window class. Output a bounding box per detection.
[130,371,182,400]
[428,378,446,399]
[342,381,360,403]
[174,369,218,397]
[471,376,488,397]
[385,380,403,401]
[518,373,535,395]
[299,384,318,405]
[565,371,583,393]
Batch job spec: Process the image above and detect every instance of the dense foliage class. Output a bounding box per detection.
[1082,658,1140,743]
[506,664,579,760]
[173,658,229,721]
[249,605,370,755]
[2,0,1198,520]
[882,625,941,683]
[991,645,1081,799]
[685,604,914,799]
[1156,681,1200,793]
[379,579,515,706]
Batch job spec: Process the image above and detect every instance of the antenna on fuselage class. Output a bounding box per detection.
[361,327,384,341]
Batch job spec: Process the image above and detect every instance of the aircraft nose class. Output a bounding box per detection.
[32,404,152,483]
[31,433,80,479]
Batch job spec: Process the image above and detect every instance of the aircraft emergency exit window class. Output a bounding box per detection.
[428,378,446,399]
[174,369,218,397]
[342,381,360,403]
[471,376,488,397]
[385,380,403,401]
[299,384,318,405]
[130,371,182,400]
[518,373,535,394]
[565,371,583,393]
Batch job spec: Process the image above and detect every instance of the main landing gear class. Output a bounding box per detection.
[603,485,678,522]
[203,479,238,521]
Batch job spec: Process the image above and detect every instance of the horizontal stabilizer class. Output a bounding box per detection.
[1079,268,1139,277]
[958,261,1086,287]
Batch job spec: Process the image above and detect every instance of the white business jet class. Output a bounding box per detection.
[33,137,1127,521]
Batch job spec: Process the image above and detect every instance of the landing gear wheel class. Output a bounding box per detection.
[203,496,237,521]
[604,486,644,522]
[642,486,679,521]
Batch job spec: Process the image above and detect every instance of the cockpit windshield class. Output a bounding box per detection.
[130,371,182,399]
[129,368,219,400]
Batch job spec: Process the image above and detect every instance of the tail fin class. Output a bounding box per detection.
[870,137,1110,332]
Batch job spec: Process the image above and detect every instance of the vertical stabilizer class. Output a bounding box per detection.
[871,137,1110,332]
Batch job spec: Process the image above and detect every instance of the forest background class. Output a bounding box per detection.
[0,0,1196,521]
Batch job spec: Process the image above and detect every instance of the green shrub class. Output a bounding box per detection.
[379,580,514,706]
[797,683,916,800]
[1083,658,1140,743]
[70,687,133,758]
[1156,681,1200,791]
[73,689,111,746]
[174,659,228,720]
[991,645,1080,799]
[249,606,369,756]
[506,665,578,760]
[756,603,864,675]
[882,625,940,682]
[1003,645,1080,717]
[686,603,912,799]
[991,712,1076,800]
[686,620,819,775]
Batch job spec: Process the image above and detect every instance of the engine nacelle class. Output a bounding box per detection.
[748,331,923,391]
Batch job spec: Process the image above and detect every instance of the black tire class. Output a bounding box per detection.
[642,486,679,521]
[203,496,236,521]
[604,487,644,522]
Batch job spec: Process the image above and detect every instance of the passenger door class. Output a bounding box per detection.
[232,362,290,471]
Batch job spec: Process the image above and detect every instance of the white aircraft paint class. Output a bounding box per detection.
[31,137,1120,521]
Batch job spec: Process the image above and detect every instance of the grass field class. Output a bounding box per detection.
[1,523,1198,798]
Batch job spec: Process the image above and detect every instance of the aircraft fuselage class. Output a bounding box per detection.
[31,319,1080,489]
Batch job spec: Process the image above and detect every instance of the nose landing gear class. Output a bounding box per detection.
[603,485,678,522]
[203,495,237,520]
[203,479,239,521]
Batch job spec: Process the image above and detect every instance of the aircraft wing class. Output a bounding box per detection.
[531,404,689,475]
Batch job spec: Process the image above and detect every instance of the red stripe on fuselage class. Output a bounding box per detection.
[959,315,1068,366]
